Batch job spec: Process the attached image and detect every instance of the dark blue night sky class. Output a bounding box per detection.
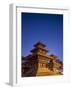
[21,12,63,61]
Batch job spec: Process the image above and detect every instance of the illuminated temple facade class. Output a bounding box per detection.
[22,41,63,77]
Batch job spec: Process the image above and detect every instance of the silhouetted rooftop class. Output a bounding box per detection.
[34,41,46,47]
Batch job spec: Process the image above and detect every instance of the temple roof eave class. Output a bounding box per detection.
[34,41,46,47]
[30,48,48,53]
[23,53,57,61]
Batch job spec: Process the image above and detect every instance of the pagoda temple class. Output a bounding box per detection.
[22,41,63,77]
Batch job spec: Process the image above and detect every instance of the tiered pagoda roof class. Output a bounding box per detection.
[34,41,46,47]
[30,41,49,54]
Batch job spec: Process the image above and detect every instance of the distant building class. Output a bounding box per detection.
[22,41,63,77]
